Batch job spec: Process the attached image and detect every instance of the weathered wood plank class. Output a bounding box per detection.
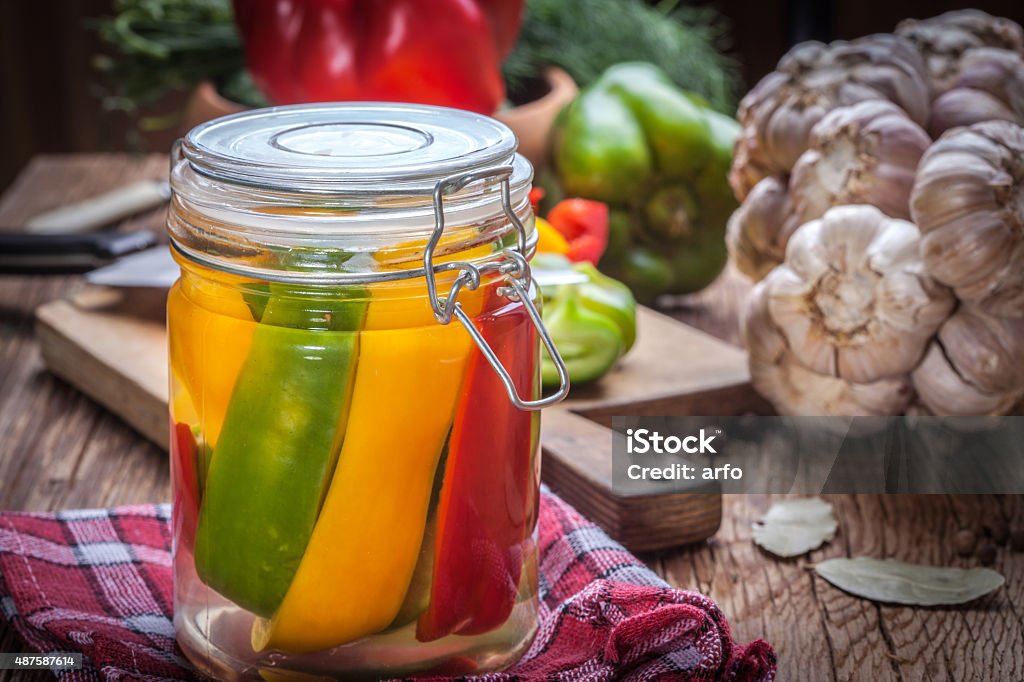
[0,153,168,226]
[810,495,903,682]
[869,495,1024,680]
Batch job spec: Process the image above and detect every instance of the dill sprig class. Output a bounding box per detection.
[503,0,741,112]
[92,0,266,121]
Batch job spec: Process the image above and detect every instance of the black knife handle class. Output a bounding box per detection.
[0,230,158,274]
[0,230,157,257]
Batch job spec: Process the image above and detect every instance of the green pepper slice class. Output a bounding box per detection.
[193,284,366,617]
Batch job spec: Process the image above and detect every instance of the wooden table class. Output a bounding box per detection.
[2,156,1022,681]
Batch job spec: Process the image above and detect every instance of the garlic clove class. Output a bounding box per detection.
[912,310,1024,417]
[726,176,797,281]
[874,271,952,334]
[921,211,1014,297]
[729,129,773,202]
[761,97,831,176]
[927,48,1024,136]
[913,355,1016,415]
[767,266,838,376]
[896,10,1024,95]
[781,217,831,280]
[929,88,1017,138]
[741,274,787,361]
[936,307,1024,394]
[911,121,1024,317]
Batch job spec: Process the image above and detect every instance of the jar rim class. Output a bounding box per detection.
[181,102,523,195]
[169,103,536,284]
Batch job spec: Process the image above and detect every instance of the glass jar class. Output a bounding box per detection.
[166,103,568,680]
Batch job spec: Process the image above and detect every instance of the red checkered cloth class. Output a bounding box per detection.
[0,489,775,681]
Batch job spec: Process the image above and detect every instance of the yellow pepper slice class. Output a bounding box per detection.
[252,248,489,653]
[535,217,570,255]
[167,274,256,446]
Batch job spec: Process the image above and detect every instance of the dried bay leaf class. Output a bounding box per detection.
[815,557,1005,606]
[752,497,837,557]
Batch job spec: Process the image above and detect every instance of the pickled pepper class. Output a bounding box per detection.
[252,284,485,652]
[170,423,200,551]
[167,276,256,446]
[417,292,539,641]
[193,285,366,617]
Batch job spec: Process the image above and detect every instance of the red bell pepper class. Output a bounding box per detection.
[546,198,610,265]
[232,0,523,114]
[417,291,538,642]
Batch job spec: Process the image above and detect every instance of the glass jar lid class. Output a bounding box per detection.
[181,103,521,194]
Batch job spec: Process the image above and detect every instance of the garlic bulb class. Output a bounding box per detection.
[896,9,1024,94]
[728,102,930,283]
[912,306,1024,415]
[928,48,1024,136]
[726,176,796,281]
[744,269,915,416]
[789,101,932,226]
[733,12,1024,419]
[767,205,954,384]
[911,121,1024,317]
[731,34,930,199]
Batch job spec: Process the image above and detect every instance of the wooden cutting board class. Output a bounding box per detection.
[36,286,767,551]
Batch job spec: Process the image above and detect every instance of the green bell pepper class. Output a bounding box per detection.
[553,62,740,303]
[194,281,366,617]
[535,254,637,387]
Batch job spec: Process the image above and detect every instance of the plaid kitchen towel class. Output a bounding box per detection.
[0,489,775,681]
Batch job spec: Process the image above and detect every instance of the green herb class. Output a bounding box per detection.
[92,0,265,127]
[503,0,741,112]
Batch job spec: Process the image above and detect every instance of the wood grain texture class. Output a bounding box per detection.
[36,288,169,448]
[2,156,1023,682]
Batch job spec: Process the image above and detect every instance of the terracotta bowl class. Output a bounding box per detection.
[181,67,578,170]
[494,67,578,169]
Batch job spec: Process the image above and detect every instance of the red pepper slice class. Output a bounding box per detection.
[417,292,538,642]
[170,422,200,549]
[232,0,523,114]
[546,199,610,265]
[528,187,546,216]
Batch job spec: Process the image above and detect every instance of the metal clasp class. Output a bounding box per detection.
[424,166,570,411]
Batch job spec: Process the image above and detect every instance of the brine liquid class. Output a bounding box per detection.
[168,268,541,680]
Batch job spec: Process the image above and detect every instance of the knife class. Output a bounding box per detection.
[0,231,159,274]
[85,246,180,288]
[25,180,171,235]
